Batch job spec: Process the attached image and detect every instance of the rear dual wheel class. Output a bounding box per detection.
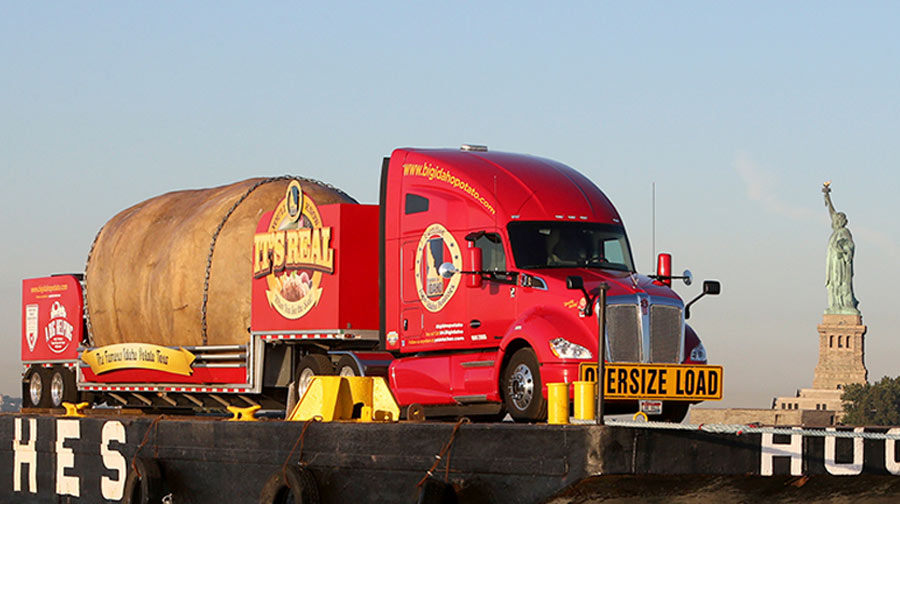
[23,366,77,408]
[295,354,333,402]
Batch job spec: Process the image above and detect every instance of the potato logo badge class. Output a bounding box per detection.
[415,223,462,313]
[253,180,335,320]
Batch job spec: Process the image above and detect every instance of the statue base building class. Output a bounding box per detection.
[812,314,867,389]
[772,313,868,422]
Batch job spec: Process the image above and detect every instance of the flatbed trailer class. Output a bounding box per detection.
[3,410,899,503]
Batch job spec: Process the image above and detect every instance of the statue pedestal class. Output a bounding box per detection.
[812,314,867,390]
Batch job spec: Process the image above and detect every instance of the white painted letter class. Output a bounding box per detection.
[101,421,127,501]
[13,418,37,494]
[55,419,80,497]
[761,431,803,476]
[885,428,900,476]
[825,427,864,476]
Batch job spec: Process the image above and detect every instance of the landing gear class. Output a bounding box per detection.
[502,348,546,422]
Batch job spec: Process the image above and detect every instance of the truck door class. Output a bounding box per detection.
[466,231,517,347]
[397,190,471,354]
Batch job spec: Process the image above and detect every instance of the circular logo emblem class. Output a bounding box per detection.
[264,180,328,320]
[415,223,462,313]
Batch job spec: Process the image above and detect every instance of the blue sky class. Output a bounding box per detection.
[2,1,899,407]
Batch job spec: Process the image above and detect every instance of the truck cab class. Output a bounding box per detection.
[382,146,714,421]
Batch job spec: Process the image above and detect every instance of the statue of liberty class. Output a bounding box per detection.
[822,182,860,315]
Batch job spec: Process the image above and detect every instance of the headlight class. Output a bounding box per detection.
[549,337,592,360]
[689,342,707,363]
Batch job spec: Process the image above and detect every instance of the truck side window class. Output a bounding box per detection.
[405,194,429,214]
[475,233,506,272]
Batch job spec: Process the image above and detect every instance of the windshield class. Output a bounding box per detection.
[507,221,635,271]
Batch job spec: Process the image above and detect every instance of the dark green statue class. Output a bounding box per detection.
[823,182,860,315]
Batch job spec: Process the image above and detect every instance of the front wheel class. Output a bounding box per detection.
[502,348,546,422]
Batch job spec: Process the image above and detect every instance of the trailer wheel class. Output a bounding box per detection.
[295,354,334,401]
[122,457,168,504]
[502,348,547,422]
[23,367,48,408]
[335,355,361,377]
[49,367,77,408]
[259,466,320,503]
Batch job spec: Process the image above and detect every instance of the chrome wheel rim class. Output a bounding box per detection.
[508,363,534,411]
[50,372,65,407]
[297,368,316,400]
[29,372,43,405]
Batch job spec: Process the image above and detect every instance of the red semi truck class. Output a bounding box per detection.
[21,146,721,421]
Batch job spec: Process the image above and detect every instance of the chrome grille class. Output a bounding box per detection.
[606,304,641,362]
[649,305,682,363]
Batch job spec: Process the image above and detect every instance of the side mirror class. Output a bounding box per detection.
[685,280,721,320]
[703,280,721,295]
[566,275,593,317]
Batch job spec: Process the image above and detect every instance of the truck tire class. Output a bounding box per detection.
[259,466,320,503]
[335,355,361,377]
[48,367,77,408]
[23,367,48,408]
[295,354,334,401]
[502,348,547,422]
[122,457,168,504]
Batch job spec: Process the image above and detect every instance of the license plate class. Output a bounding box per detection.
[640,400,662,415]
[578,363,723,401]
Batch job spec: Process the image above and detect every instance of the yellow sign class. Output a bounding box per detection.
[579,363,723,401]
[82,344,196,376]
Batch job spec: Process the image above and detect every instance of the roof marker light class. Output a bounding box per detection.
[460,144,488,152]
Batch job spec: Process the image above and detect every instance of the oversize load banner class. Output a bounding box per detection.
[81,344,196,376]
[579,363,724,400]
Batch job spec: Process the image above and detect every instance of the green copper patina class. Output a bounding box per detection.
[823,182,860,315]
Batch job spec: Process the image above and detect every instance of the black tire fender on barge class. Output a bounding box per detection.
[122,457,168,504]
[259,466,320,504]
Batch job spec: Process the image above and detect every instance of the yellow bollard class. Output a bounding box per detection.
[573,381,596,421]
[62,402,89,418]
[227,404,261,421]
[547,382,569,425]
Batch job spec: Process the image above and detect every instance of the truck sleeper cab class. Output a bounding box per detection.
[382,146,715,422]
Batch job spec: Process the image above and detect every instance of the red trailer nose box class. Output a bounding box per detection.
[251,197,380,335]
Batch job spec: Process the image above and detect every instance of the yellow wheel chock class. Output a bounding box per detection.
[286,376,400,423]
